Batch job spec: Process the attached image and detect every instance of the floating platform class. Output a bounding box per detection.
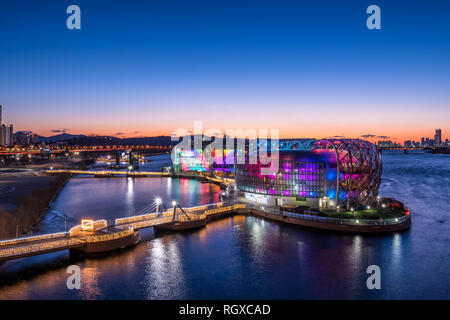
[249,209,411,233]
[154,218,206,231]
[70,228,140,254]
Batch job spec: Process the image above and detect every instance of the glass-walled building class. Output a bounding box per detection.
[235,139,382,209]
[235,149,339,208]
[172,138,382,209]
[172,146,235,176]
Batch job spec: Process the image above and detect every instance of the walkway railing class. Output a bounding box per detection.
[0,232,68,248]
[0,238,84,259]
[45,169,170,176]
[249,204,410,226]
[114,202,229,226]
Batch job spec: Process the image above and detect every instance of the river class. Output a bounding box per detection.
[0,151,449,299]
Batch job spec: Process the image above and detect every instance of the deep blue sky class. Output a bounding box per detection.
[0,0,449,141]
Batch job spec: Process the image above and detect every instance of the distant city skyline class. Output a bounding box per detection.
[1,0,449,142]
[2,105,448,144]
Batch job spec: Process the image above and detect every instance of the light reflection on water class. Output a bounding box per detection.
[145,237,187,300]
[0,152,449,299]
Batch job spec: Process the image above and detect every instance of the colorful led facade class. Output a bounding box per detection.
[172,146,235,174]
[312,139,382,206]
[235,150,335,196]
[235,139,382,208]
[173,148,210,172]
[173,138,381,208]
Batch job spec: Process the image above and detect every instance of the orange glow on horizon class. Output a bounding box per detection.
[23,126,447,145]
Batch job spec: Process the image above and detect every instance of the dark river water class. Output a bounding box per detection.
[0,151,449,299]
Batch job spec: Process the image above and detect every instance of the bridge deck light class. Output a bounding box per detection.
[172,200,177,207]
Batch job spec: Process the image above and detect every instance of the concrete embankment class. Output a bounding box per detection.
[0,171,70,240]
[0,159,99,239]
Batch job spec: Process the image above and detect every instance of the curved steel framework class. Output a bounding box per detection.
[279,139,313,151]
[311,139,382,207]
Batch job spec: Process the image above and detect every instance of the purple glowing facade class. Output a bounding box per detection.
[311,139,382,206]
[235,139,382,207]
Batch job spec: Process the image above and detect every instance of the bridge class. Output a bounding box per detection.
[45,169,171,177]
[377,147,429,151]
[0,145,172,156]
[44,169,235,187]
[0,202,245,263]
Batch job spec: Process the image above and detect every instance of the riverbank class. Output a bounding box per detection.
[0,159,95,240]
[0,171,70,239]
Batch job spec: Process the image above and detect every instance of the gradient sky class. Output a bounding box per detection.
[0,0,449,142]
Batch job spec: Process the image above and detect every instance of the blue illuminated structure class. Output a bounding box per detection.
[235,139,382,209]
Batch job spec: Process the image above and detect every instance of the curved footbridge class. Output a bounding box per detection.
[0,202,246,263]
[0,201,411,263]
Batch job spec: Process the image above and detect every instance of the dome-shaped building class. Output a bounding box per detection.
[235,139,382,209]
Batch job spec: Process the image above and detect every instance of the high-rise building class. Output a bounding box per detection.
[0,124,13,146]
[0,105,14,147]
[434,129,442,147]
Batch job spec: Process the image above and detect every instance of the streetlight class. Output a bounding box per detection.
[172,200,177,207]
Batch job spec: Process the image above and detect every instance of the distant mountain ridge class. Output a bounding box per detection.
[37,133,178,146]
[38,133,86,142]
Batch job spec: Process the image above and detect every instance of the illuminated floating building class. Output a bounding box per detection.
[172,138,382,210]
[172,142,235,175]
[235,139,382,209]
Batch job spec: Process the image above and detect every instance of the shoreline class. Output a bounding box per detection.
[0,173,70,240]
[0,159,93,240]
[29,174,71,230]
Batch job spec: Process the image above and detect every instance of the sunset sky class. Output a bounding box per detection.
[0,0,449,142]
